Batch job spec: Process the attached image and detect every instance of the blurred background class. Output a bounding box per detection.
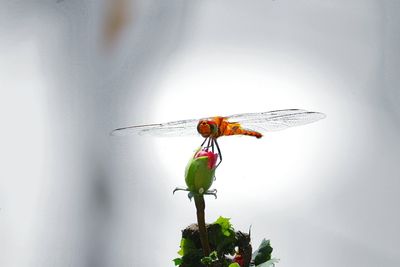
[1,0,399,266]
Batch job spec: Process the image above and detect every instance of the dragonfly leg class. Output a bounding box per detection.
[206,138,212,150]
[200,137,208,147]
[214,138,222,167]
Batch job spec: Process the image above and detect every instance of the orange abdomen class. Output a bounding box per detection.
[215,118,262,139]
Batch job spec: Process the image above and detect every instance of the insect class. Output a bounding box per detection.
[111,109,325,165]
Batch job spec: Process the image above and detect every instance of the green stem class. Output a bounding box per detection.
[194,194,211,257]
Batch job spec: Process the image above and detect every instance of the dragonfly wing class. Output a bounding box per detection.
[227,109,326,132]
[111,118,199,137]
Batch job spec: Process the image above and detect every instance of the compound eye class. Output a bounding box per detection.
[209,123,217,134]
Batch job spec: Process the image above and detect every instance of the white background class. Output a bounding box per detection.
[1,1,399,266]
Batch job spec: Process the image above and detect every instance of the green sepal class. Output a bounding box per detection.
[229,263,241,267]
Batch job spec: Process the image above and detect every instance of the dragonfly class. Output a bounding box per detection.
[111,109,326,165]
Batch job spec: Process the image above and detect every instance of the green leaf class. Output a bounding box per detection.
[252,239,273,265]
[172,258,182,266]
[229,263,241,267]
[209,251,218,260]
[200,257,212,265]
[213,216,234,237]
[177,238,196,256]
[201,251,219,265]
[207,220,236,257]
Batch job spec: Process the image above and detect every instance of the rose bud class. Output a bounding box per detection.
[185,149,218,195]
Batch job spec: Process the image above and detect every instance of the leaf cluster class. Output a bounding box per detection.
[173,217,277,267]
[173,217,236,266]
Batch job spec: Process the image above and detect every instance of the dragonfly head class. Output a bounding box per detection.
[197,120,218,138]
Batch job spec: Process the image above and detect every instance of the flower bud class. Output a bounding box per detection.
[184,148,218,195]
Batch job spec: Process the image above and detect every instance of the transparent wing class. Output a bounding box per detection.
[227,109,326,132]
[111,118,200,137]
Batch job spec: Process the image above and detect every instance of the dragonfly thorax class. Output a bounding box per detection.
[197,120,218,138]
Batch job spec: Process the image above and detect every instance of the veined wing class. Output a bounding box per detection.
[111,118,200,137]
[227,109,326,132]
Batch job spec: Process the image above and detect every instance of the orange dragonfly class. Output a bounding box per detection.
[111,109,325,165]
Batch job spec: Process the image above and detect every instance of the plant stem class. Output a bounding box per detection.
[194,194,211,256]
